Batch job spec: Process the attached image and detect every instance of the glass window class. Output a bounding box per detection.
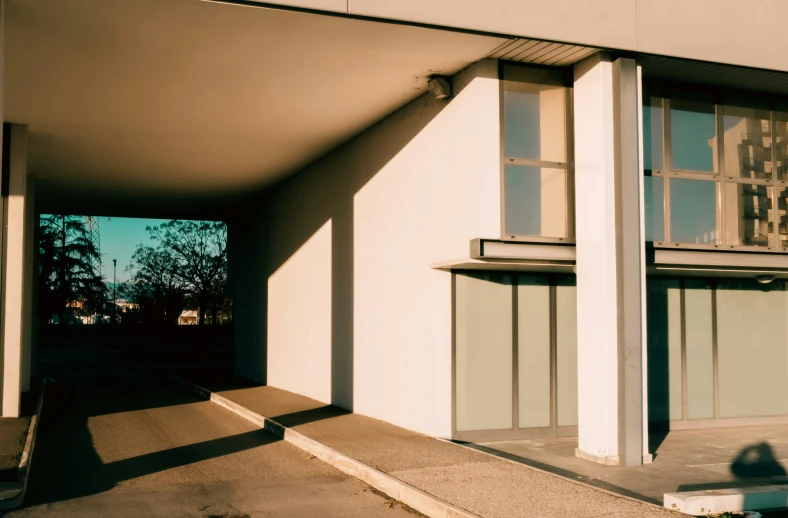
[556,280,578,427]
[776,112,788,181]
[725,183,773,247]
[716,279,788,418]
[684,281,714,420]
[723,106,772,180]
[670,178,718,244]
[517,277,551,429]
[504,166,567,238]
[643,98,664,171]
[455,273,513,432]
[778,187,788,248]
[671,98,716,172]
[646,279,683,422]
[644,176,665,242]
[503,81,566,162]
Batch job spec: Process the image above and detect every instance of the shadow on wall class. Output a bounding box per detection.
[229,63,492,411]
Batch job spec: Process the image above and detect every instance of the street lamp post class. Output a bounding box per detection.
[113,259,117,324]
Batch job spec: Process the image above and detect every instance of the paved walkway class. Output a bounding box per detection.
[478,426,788,504]
[8,375,419,517]
[183,375,676,518]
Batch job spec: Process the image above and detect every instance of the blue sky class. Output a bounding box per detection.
[97,217,169,283]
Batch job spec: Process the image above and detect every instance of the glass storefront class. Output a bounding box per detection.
[454,272,577,441]
[647,277,788,425]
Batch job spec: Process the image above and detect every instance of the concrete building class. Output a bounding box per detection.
[4,0,788,469]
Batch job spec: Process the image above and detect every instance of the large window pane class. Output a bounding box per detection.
[725,183,773,247]
[645,176,665,242]
[556,280,578,427]
[670,178,718,244]
[643,98,664,171]
[517,277,550,429]
[778,187,788,248]
[723,106,772,180]
[455,273,513,432]
[685,281,714,420]
[671,98,716,172]
[716,279,788,418]
[504,166,567,238]
[775,111,788,181]
[646,279,683,422]
[503,81,566,162]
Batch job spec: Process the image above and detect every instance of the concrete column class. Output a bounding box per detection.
[21,175,36,392]
[1,125,29,417]
[573,54,647,467]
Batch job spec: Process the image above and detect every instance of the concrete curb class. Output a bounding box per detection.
[0,377,48,510]
[170,376,481,518]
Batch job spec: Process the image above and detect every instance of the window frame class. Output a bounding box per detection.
[647,85,788,253]
[499,62,575,244]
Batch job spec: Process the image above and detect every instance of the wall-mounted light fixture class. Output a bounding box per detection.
[756,275,776,284]
[428,76,451,99]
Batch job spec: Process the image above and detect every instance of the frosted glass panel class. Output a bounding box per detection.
[503,81,566,162]
[517,277,551,429]
[556,281,578,427]
[716,280,788,418]
[646,279,683,422]
[685,281,714,420]
[455,273,513,432]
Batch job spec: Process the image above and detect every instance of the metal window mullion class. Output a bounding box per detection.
[771,110,780,248]
[566,87,575,240]
[499,76,507,240]
[663,98,672,243]
[716,104,726,246]
[549,282,558,436]
[680,279,688,422]
[504,157,568,168]
[711,282,719,420]
[512,277,519,431]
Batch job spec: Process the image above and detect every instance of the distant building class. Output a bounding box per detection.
[178,310,198,326]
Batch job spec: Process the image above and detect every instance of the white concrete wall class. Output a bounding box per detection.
[235,59,501,437]
[271,0,788,73]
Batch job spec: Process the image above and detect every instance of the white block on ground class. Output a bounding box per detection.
[664,486,788,515]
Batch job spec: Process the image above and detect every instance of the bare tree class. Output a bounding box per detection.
[147,220,227,325]
[125,245,187,325]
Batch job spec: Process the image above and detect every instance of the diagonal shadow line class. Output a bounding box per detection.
[459,442,662,506]
[104,429,279,484]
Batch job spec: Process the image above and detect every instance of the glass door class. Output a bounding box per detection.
[453,272,577,442]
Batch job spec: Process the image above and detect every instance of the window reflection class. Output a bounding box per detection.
[776,113,788,181]
[670,178,718,244]
[504,165,567,238]
[671,98,716,172]
[503,82,566,162]
[723,106,771,180]
[725,183,773,247]
[779,187,788,247]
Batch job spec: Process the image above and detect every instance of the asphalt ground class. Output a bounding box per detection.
[4,373,420,517]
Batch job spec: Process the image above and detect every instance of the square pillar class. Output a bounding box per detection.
[573,54,648,467]
[1,124,29,417]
